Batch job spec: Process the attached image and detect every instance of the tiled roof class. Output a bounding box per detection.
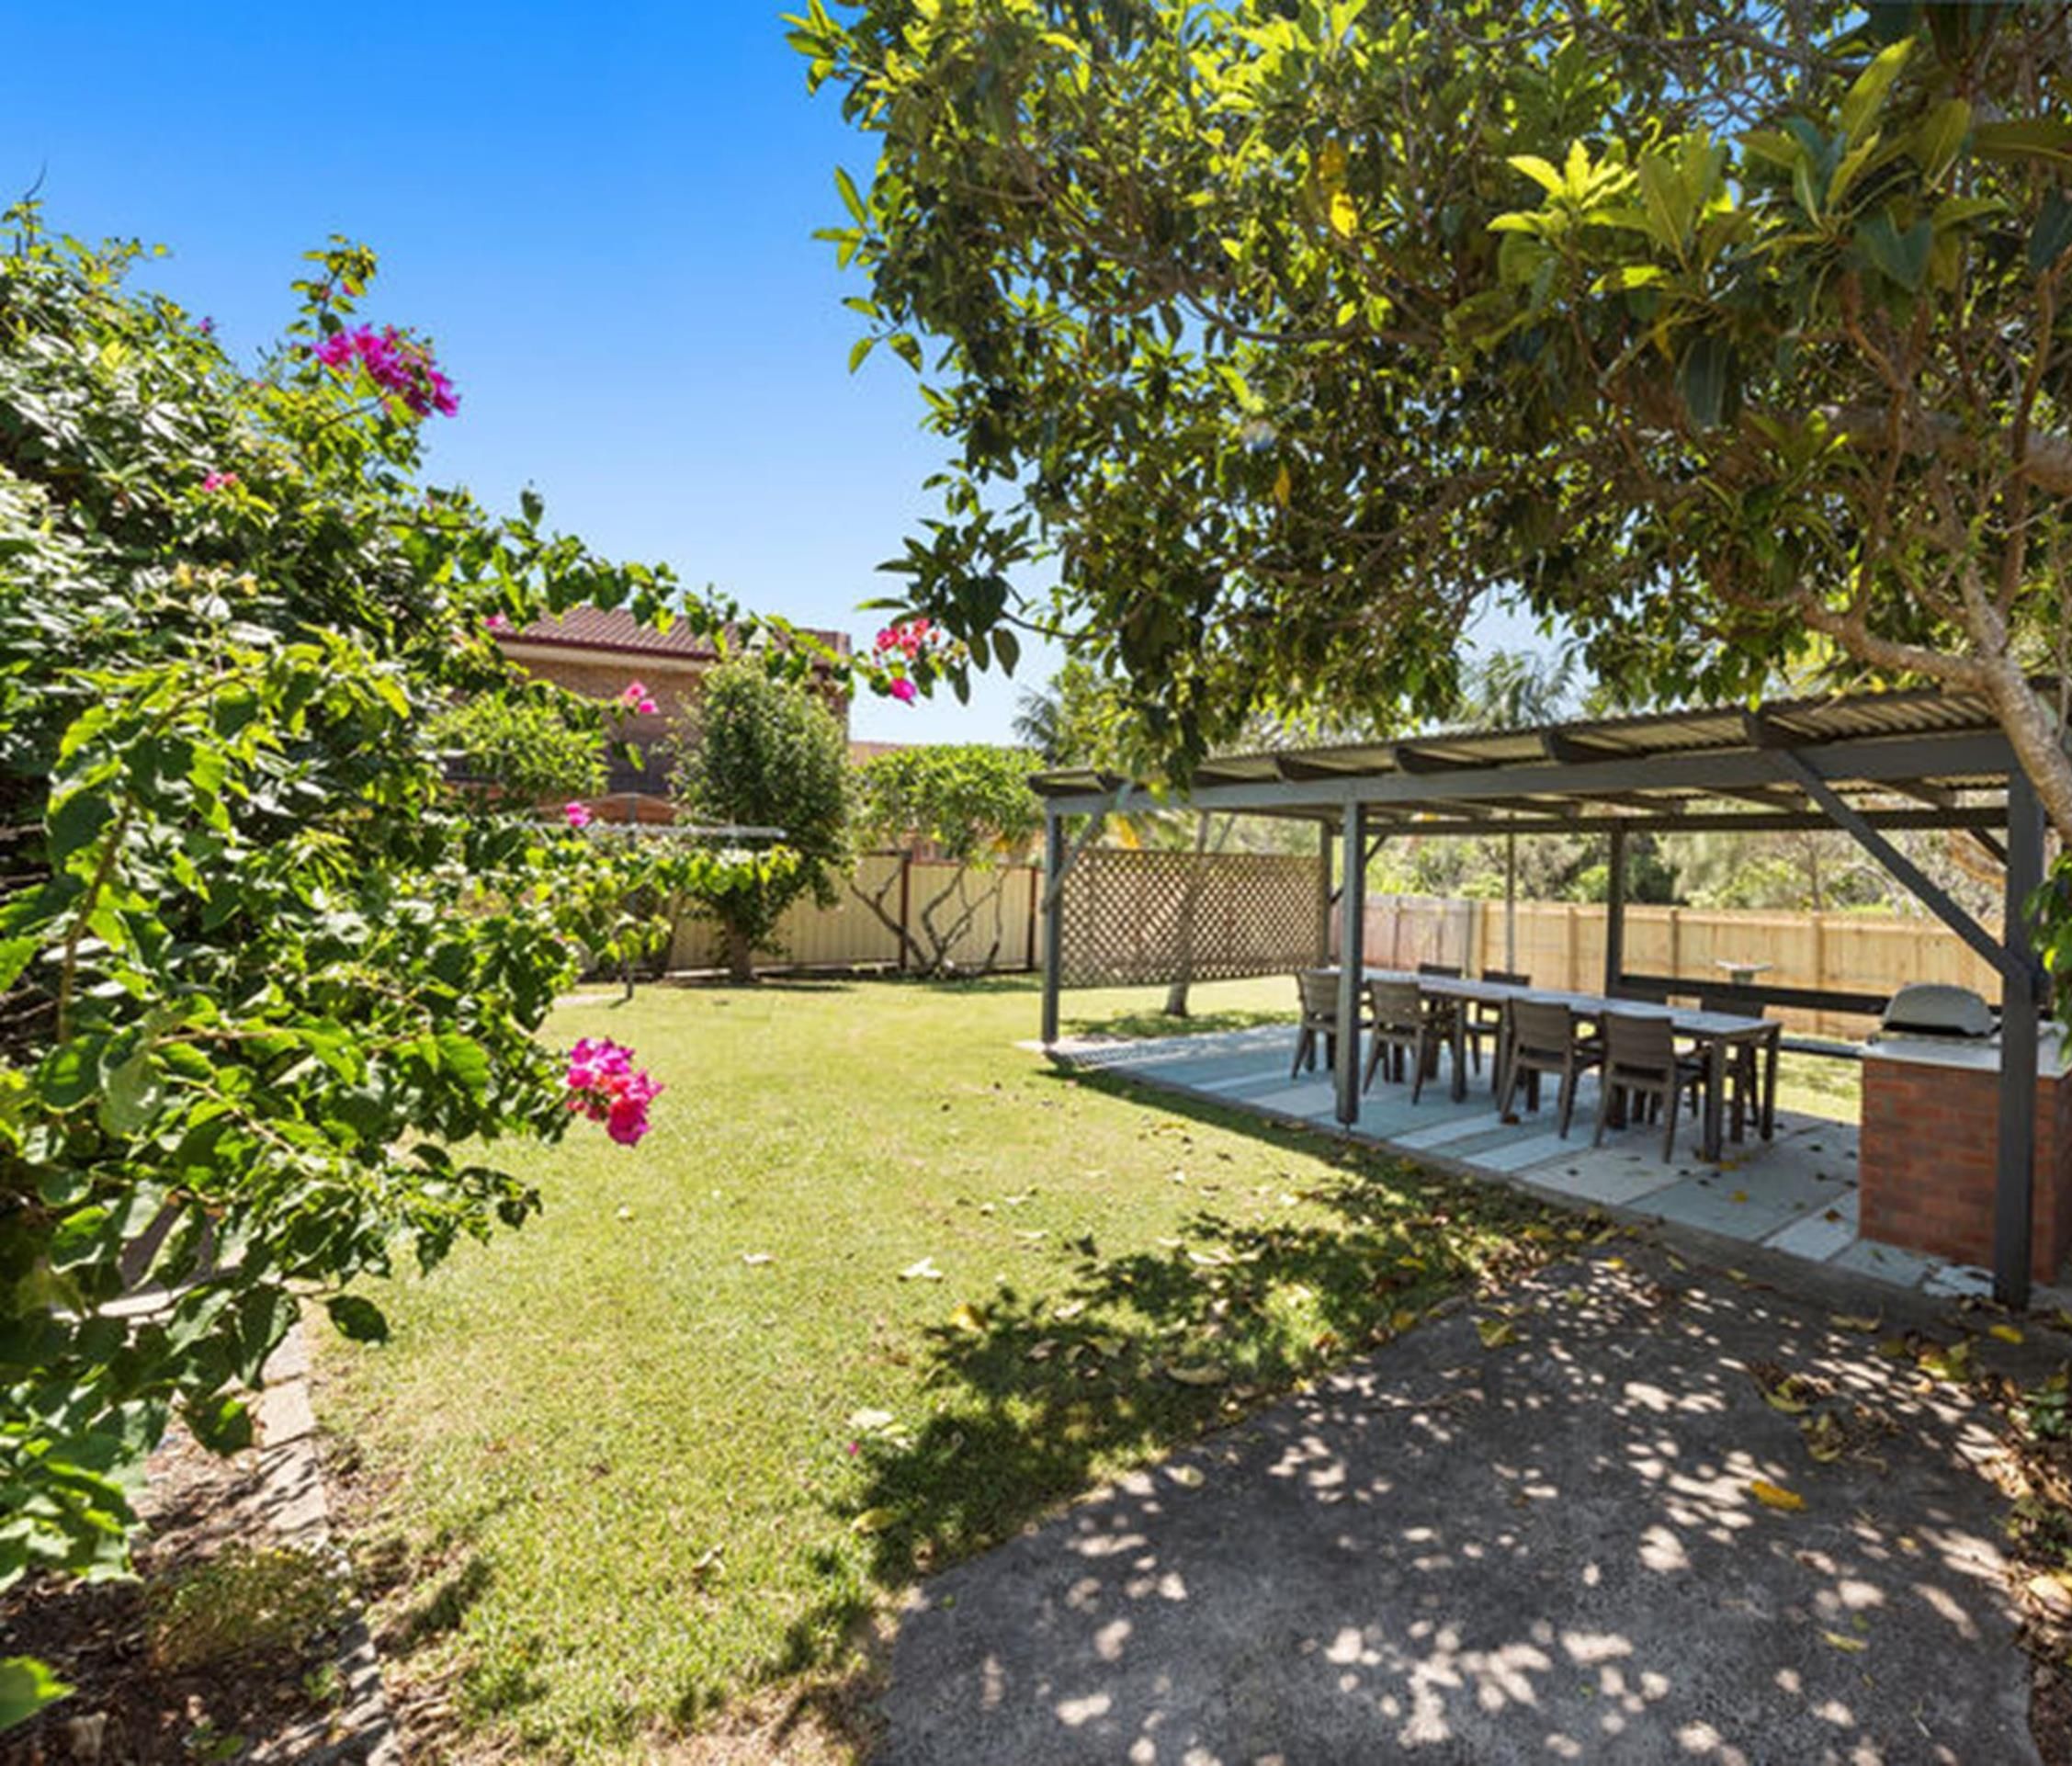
[501,606,850,662]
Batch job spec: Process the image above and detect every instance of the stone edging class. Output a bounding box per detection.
[253,1326,402,1765]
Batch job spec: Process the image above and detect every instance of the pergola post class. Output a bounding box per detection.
[1336,800,1367,1126]
[1316,821,1335,965]
[1994,768,2045,1308]
[1602,823,1628,998]
[1040,809,1067,1046]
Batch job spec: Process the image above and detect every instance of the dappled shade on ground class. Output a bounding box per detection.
[878,1241,2059,1764]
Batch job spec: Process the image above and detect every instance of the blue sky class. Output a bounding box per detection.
[8,4,1538,746]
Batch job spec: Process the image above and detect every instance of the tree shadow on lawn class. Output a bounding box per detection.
[1060,1003,1292,1042]
[780,1070,1569,1710]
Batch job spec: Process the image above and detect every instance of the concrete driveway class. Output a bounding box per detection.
[877,1242,2047,1765]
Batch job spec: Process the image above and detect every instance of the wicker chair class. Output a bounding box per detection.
[1497,999,1601,1138]
[1291,968,1349,1079]
[1363,979,1442,1101]
[1594,1011,1710,1161]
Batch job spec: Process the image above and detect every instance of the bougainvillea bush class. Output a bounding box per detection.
[0,206,792,1701]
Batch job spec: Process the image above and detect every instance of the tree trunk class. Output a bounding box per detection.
[1164,813,1234,1016]
[724,922,756,985]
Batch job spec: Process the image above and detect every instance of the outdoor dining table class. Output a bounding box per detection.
[1330,967,1781,1163]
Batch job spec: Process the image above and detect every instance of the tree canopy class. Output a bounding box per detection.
[797,1,2072,836]
[673,659,852,977]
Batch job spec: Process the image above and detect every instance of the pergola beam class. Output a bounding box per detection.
[1035,730,2015,819]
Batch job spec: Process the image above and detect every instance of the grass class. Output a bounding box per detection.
[313,976,1567,1760]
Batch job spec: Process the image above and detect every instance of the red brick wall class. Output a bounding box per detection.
[1859,1058,2072,1281]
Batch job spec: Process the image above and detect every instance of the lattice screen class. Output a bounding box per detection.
[1059,848,1326,987]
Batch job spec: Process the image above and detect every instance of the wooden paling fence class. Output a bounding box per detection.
[669,853,1046,975]
[1355,896,2009,1035]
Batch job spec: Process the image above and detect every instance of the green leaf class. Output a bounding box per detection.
[1676,334,1734,429]
[1858,209,1932,291]
[1840,40,1911,144]
[0,937,36,993]
[326,1294,391,1344]
[185,1394,254,1455]
[99,1047,164,1137]
[1507,154,1565,197]
[46,789,113,866]
[833,164,867,225]
[1915,97,1971,181]
[847,335,877,374]
[2029,189,2072,274]
[1972,119,2072,166]
[0,1658,72,1734]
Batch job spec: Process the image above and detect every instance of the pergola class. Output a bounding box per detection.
[1032,685,2050,1306]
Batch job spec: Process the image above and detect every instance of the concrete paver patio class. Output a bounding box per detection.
[878,1244,2047,1765]
[1047,1025,1990,1298]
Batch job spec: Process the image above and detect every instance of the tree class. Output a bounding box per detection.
[851,743,1040,973]
[797,4,2072,899]
[673,660,850,980]
[0,209,801,1682]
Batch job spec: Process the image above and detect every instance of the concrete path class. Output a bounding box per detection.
[878,1243,2044,1765]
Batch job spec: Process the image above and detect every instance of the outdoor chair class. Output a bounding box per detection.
[1496,999,1601,1138]
[1593,1011,1710,1161]
[1362,979,1444,1102]
[1291,968,1353,1079]
[1700,995,1772,1142]
[1467,968,1529,1084]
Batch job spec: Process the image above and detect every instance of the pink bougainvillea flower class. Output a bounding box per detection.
[199,470,239,493]
[619,681,659,715]
[889,676,918,705]
[563,800,594,829]
[562,1037,662,1146]
[311,323,459,418]
[485,612,511,633]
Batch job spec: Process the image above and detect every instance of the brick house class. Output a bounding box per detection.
[497,606,851,821]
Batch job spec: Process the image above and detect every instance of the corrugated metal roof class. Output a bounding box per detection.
[1030,685,2019,828]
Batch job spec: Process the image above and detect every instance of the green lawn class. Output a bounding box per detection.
[313,977,1568,1760]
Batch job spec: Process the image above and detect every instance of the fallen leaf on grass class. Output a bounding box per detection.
[1052,1299,1088,1321]
[1167,1363,1228,1387]
[852,1507,896,1534]
[1389,1308,1421,1335]
[948,1302,989,1334]
[742,1252,774,1266]
[900,1257,945,1282]
[848,1408,896,1431]
[1088,1335,1125,1359]
[1749,1478,1806,1512]
[1026,1340,1058,1362]
[690,1545,725,1583]
[1477,1319,1519,1350]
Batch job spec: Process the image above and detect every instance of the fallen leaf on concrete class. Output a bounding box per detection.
[1478,1319,1519,1350]
[1829,1312,1880,1332]
[1749,1478,1806,1512]
[1169,1465,1205,1488]
[1988,1323,2024,1345]
[1820,1630,1867,1652]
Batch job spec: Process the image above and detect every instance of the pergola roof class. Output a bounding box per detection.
[1030,685,2017,835]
